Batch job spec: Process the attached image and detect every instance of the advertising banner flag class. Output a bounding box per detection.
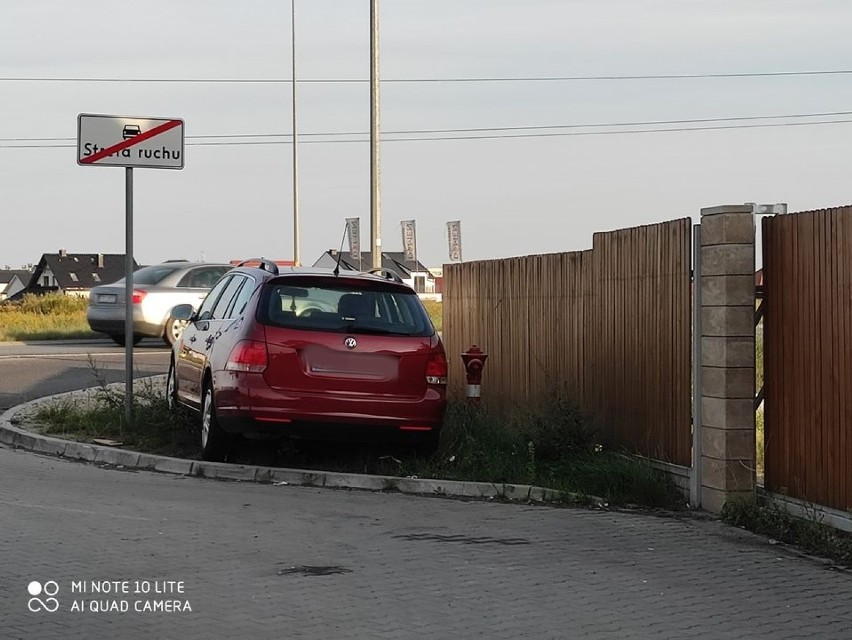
[401,220,417,262]
[346,217,361,262]
[447,220,462,262]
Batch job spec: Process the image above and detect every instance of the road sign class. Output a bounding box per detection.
[77,114,185,169]
[75,113,186,425]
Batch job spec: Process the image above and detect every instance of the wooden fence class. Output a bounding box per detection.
[443,218,692,466]
[762,206,852,511]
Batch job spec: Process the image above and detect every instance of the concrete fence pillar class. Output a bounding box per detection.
[699,204,756,513]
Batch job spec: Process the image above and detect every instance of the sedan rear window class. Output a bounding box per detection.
[113,264,184,286]
[260,280,434,337]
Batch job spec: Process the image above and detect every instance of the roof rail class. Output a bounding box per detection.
[237,258,280,275]
[366,267,404,283]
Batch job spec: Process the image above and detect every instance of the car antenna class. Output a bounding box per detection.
[332,223,348,277]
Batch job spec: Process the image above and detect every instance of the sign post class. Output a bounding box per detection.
[124,167,133,431]
[77,114,185,427]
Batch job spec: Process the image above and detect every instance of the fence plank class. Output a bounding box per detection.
[763,206,852,510]
[443,218,691,465]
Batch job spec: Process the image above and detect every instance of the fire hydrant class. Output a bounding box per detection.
[460,345,488,405]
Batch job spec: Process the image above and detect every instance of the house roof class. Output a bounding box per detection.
[314,250,432,277]
[0,269,30,285]
[32,252,135,290]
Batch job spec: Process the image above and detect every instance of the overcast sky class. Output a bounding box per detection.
[2,1,852,270]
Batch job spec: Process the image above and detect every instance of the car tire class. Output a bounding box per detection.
[163,316,188,347]
[110,334,143,347]
[201,383,233,462]
[166,358,179,412]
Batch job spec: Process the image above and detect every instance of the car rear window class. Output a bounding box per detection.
[177,266,232,288]
[260,278,434,337]
[117,264,184,285]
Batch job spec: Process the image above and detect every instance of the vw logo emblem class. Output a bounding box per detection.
[344,337,357,349]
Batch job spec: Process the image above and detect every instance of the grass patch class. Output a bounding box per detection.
[722,495,852,566]
[27,380,682,508]
[29,379,198,457]
[0,292,96,341]
[413,400,683,507]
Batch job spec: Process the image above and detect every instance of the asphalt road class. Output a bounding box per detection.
[0,338,169,412]
[1,340,851,639]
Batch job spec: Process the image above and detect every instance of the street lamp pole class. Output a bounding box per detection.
[370,0,382,269]
[291,0,301,266]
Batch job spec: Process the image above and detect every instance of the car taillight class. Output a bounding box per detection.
[425,349,448,385]
[131,289,147,305]
[225,340,268,373]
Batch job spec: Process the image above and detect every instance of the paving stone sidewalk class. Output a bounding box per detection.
[1,446,850,640]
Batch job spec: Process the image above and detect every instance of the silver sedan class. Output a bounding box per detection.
[87,261,232,346]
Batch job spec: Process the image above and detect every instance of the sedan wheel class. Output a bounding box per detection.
[163,317,188,347]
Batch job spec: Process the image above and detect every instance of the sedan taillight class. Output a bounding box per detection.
[131,289,147,305]
[225,340,268,373]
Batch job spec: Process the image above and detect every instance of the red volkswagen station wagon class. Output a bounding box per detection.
[166,260,447,462]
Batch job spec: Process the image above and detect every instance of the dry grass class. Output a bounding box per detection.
[421,299,442,332]
[0,293,96,341]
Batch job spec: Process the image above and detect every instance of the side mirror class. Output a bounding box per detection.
[170,303,195,321]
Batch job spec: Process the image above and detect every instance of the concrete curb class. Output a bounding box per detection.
[0,385,599,507]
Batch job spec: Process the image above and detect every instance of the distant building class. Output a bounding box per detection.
[23,250,134,298]
[0,269,31,301]
[429,267,444,296]
[313,250,437,295]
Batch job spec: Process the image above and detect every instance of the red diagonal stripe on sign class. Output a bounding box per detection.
[80,119,182,164]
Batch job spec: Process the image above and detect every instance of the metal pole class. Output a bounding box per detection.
[291,0,301,266]
[124,167,134,429]
[370,0,382,269]
[690,222,702,508]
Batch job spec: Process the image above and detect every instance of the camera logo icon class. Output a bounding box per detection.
[27,581,60,613]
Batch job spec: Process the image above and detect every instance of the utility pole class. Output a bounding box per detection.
[291,0,301,266]
[370,0,382,269]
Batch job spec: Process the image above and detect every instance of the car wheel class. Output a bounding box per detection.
[166,358,178,411]
[163,316,188,347]
[201,383,233,462]
[110,334,143,347]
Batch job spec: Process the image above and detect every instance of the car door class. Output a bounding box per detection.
[207,274,257,407]
[176,276,234,405]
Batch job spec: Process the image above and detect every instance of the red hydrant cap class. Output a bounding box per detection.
[461,345,488,368]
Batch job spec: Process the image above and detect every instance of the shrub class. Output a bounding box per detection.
[1,292,88,315]
[513,394,597,461]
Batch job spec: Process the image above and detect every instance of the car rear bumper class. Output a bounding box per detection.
[212,370,445,438]
[87,309,162,337]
